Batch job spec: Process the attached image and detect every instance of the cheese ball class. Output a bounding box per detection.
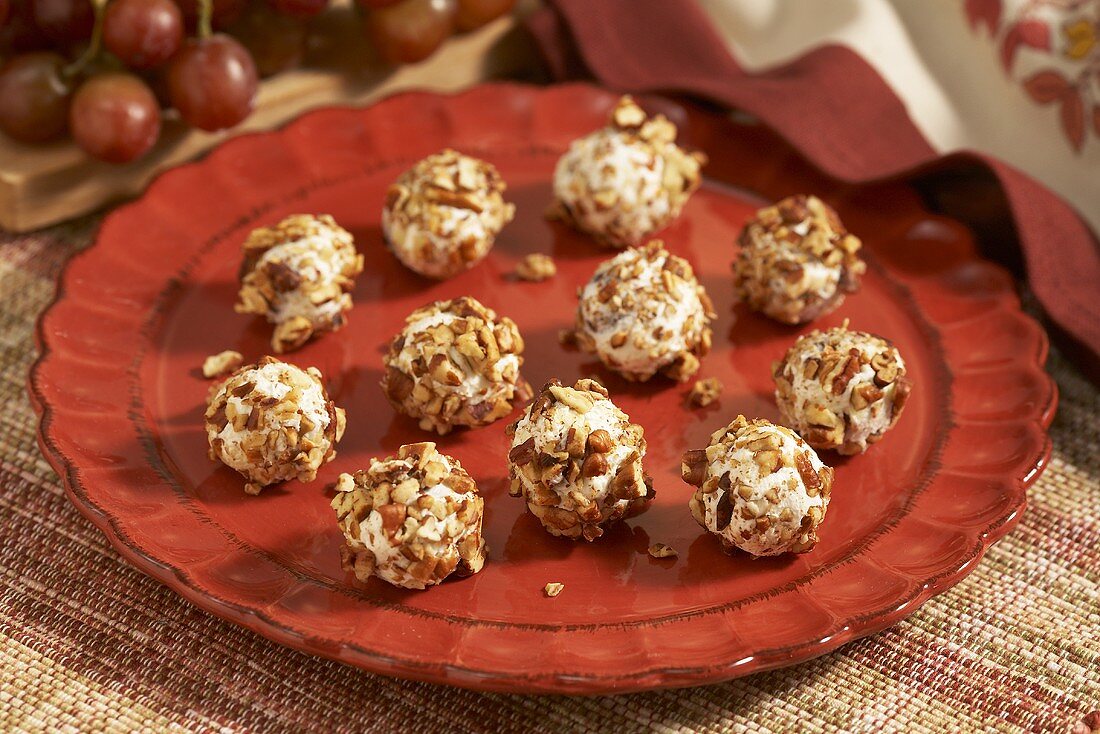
[382,149,515,279]
[575,240,715,382]
[551,96,706,248]
[235,214,364,353]
[773,324,912,455]
[205,356,346,495]
[681,415,833,557]
[381,296,529,435]
[331,442,487,590]
[508,378,653,541]
[734,195,865,324]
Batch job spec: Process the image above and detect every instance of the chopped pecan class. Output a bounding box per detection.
[580,452,609,478]
[681,449,708,487]
[586,429,613,454]
[508,438,537,466]
[514,253,557,282]
[647,543,677,559]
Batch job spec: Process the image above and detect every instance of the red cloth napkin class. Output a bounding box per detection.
[526,0,1100,381]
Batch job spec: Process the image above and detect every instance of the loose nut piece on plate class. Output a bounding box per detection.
[773,323,912,454]
[648,543,678,559]
[235,214,364,353]
[734,195,865,325]
[202,349,243,379]
[575,241,715,382]
[550,96,707,248]
[331,442,487,590]
[204,356,346,495]
[514,253,557,282]
[687,377,723,407]
[544,582,565,597]
[383,149,515,279]
[381,296,530,435]
[507,378,654,541]
[682,415,833,557]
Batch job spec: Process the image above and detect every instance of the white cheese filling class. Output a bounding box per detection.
[512,398,642,507]
[701,431,827,557]
[553,129,671,240]
[396,310,519,401]
[579,250,706,375]
[213,362,330,472]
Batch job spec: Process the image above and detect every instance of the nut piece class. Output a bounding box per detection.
[204,356,345,494]
[383,149,515,279]
[647,543,678,559]
[507,378,654,541]
[514,253,557,282]
[235,214,363,353]
[733,195,865,324]
[687,377,723,407]
[331,442,486,590]
[682,415,833,557]
[551,96,707,248]
[773,323,911,454]
[381,296,529,435]
[202,350,244,379]
[544,582,565,597]
[575,241,715,382]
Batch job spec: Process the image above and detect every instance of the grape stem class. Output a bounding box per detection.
[197,0,213,39]
[63,0,110,79]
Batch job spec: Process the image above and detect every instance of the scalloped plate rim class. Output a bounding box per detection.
[27,82,1057,694]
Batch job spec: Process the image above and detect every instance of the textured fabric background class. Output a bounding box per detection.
[0,218,1097,733]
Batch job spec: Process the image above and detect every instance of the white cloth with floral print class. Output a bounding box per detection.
[698,0,1100,234]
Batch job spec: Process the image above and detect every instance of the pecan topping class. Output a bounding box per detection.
[647,543,678,559]
[580,452,609,478]
[681,449,708,487]
[587,429,613,454]
[514,253,557,282]
[508,438,536,465]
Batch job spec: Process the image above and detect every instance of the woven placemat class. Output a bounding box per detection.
[1,218,1097,734]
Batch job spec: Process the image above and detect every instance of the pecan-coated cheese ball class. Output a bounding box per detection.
[235,214,364,353]
[551,96,706,248]
[734,195,865,324]
[508,379,653,541]
[381,296,529,435]
[682,415,833,557]
[383,149,515,279]
[575,240,715,382]
[205,356,345,495]
[331,442,486,590]
[773,324,912,455]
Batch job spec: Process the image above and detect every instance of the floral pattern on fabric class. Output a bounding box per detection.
[966,0,1100,152]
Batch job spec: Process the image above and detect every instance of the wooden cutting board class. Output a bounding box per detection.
[0,11,538,232]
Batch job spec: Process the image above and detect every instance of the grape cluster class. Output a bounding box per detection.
[0,0,515,163]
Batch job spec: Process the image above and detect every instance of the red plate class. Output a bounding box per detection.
[29,84,1056,694]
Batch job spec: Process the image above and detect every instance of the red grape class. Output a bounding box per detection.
[0,0,51,54]
[264,0,325,18]
[69,44,126,77]
[354,0,401,9]
[31,0,94,43]
[69,72,160,162]
[0,51,71,142]
[139,65,173,107]
[365,0,455,64]
[103,0,183,69]
[166,34,257,131]
[229,2,305,77]
[454,0,513,31]
[173,0,245,31]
